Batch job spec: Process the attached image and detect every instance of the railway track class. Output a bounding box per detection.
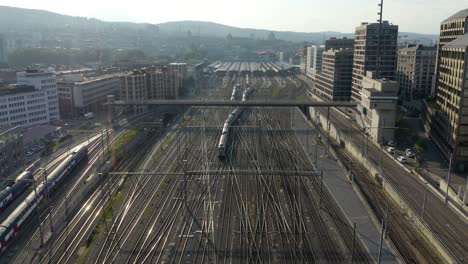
[28,74,376,263]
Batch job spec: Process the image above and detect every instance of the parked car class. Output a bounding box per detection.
[397,156,407,163]
[405,149,414,158]
[387,140,395,147]
[386,146,395,153]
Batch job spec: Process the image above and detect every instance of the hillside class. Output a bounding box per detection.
[0,6,438,45]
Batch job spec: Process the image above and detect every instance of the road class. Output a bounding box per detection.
[313,100,468,263]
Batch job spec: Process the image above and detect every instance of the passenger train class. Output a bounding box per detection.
[0,145,88,251]
[0,171,34,213]
[218,86,254,159]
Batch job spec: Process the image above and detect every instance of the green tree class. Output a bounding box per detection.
[414,137,427,165]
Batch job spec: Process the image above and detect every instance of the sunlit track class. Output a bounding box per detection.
[44,74,374,264]
[37,132,159,264]
[9,132,111,264]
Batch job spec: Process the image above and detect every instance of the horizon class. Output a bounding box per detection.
[0,1,465,35]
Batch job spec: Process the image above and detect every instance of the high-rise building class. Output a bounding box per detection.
[306,45,325,80]
[299,46,308,74]
[431,9,468,170]
[438,9,468,46]
[314,48,354,101]
[57,74,121,118]
[325,37,355,51]
[351,21,399,102]
[16,70,60,121]
[396,44,437,100]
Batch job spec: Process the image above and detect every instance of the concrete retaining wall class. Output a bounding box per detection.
[308,107,458,264]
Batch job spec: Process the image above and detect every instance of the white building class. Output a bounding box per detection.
[359,71,399,143]
[168,63,188,85]
[17,70,60,121]
[0,85,51,128]
[306,45,325,80]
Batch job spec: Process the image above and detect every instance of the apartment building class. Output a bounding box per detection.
[120,70,148,114]
[314,48,354,101]
[397,44,437,100]
[351,21,399,102]
[431,9,468,170]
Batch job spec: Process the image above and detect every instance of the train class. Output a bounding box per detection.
[218,86,254,159]
[0,145,88,251]
[230,84,241,101]
[0,171,34,213]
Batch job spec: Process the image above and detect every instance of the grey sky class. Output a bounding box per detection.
[0,0,466,34]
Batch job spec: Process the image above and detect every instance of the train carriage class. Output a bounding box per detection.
[0,145,88,252]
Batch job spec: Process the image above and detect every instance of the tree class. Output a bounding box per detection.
[414,137,427,166]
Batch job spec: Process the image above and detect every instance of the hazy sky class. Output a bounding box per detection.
[0,0,466,34]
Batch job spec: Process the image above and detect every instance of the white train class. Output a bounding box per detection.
[230,84,241,101]
[0,145,88,251]
[218,87,254,159]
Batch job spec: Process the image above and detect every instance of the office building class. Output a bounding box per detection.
[360,71,399,143]
[306,45,325,80]
[57,74,121,118]
[17,70,60,121]
[0,84,52,128]
[325,37,355,50]
[351,21,399,102]
[431,9,468,170]
[314,48,354,101]
[397,44,437,100]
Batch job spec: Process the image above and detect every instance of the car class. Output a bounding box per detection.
[386,140,395,147]
[405,149,414,157]
[26,152,33,156]
[397,156,407,163]
[386,146,395,153]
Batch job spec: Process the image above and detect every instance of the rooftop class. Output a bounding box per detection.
[442,8,468,23]
[443,34,468,49]
[399,44,437,51]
